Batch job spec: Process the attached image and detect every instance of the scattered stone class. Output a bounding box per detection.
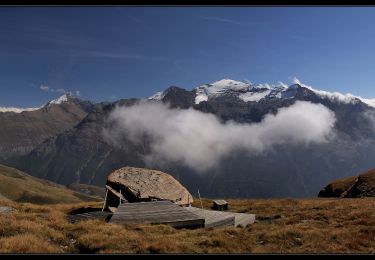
[0,206,16,214]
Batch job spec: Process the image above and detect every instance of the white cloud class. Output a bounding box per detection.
[292,77,302,85]
[278,81,289,88]
[243,78,252,85]
[291,77,375,107]
[40,86,81,97]
[103,101,336,172]
[39,85,54,92]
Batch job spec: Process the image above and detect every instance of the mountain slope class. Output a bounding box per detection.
[0,164,101,204]
[0,94,93,160]
[12,100,147,186]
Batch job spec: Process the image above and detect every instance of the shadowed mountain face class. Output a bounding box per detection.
[0,94,93,161]
[6,81,375,198]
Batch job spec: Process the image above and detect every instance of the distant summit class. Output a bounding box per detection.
[0,94,94,160]
[149,78,375,108]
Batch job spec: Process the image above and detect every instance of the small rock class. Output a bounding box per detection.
[0,206,16,214]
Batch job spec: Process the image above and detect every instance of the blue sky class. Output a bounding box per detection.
[2,7,375,107]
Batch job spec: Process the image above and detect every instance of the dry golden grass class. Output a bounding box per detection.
[0,164,101,204]
[1,198,375,253]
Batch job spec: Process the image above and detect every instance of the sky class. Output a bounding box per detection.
[2,6,375,107]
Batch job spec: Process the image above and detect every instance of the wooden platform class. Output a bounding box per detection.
[232,212,256,227]
[185,207,255,228]
[184,206,235,228]
[109,201,205,229]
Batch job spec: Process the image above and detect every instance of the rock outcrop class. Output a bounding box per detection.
[318,168,375,198]
[105,167,193,209]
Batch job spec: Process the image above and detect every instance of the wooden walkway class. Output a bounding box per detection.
[109,201,205,229]
[185,207,255,228]
[184,206,235,228]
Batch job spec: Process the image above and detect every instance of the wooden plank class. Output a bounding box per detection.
[185,207,234,228]
[109,201,204,228]
[105,185,126,201]
[185,207,255,228]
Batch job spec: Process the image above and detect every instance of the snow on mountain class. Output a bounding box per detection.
[239,89,271,102]
[0,106,41,113]
[360,98,375,107]
[202,79,251,93]
[194,79,296,104]
[148,77,375,108]
[291,78,375,107]
[49,94,69,105]
[148,91,165,101]
[0,94,74,113]
[195,79,251,104]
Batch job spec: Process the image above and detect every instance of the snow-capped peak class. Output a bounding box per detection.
[149,77,375,108]
[194,78,298,104]
[0,94,73,113]
[148,91,165,101]
[206,78,251,91]
[194,78,251,104]
[49,94,69,105]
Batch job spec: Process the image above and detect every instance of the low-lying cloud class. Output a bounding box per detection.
[103,101,336,172]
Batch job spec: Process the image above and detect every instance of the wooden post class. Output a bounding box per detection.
[102,188,108,211]
[198,189,203,209]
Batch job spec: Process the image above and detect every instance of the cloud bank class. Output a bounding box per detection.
[103,101,336,172]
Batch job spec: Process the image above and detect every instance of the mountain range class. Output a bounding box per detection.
[2,79,375,198]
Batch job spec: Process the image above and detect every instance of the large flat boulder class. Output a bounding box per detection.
[105,167,193,208]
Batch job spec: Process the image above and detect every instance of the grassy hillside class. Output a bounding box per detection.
[0,164,101,204]
[319,168,375,198]
[67,183,106,199]
[1,198,375,253]
[319,175,358,197]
